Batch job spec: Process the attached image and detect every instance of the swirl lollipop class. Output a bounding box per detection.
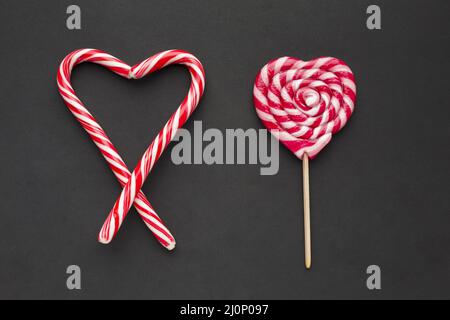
[253,56,356,268]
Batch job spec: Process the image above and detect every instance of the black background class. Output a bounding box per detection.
[0,0,449,299]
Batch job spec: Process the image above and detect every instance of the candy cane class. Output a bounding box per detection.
[57,49,205,247]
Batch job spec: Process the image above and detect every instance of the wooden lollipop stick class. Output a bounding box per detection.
[302,153,311,269]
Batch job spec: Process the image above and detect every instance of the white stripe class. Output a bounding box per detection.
[71,49,92,68]
[344,96,354,112]
[286,69,297,82]
[95,60,130,70]
[255,109,276,122]
[270,107,287,116]
[253,87,268,107]
[73,112,101,129]
[118,191,125,224]
[260,65,269,86]
[342,78,356,93]
[143,222,173,245]
[294,133,332,158]
[142,51,169,76]
[268,90,281,104]
[274,57,288,73]
[290,126,309,137]
[150,135,160,169]
[129,173,136,206]
[313,57,331,68]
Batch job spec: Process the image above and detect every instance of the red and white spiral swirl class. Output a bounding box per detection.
[253,56,356,159]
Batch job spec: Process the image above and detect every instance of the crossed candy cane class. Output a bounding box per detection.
[57,49,205,248]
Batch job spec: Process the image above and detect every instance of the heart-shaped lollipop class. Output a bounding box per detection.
[253,56,356,268]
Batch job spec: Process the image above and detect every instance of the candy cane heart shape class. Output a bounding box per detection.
[57,49,205,247]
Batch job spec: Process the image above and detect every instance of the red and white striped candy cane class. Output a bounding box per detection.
[57,49,205,247]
